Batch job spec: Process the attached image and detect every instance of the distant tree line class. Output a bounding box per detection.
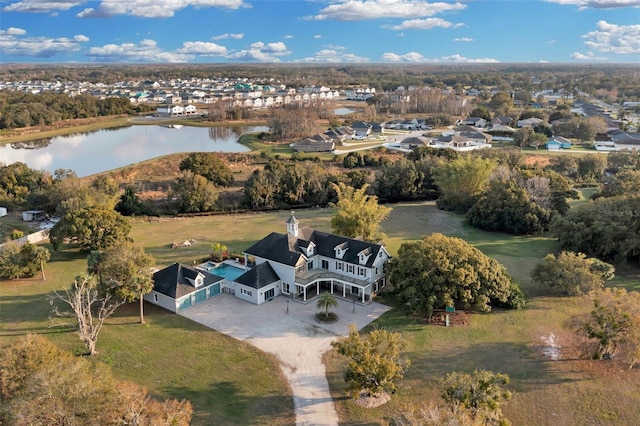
[0,91,153,129]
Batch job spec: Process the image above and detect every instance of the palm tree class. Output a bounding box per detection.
[316,292,339,320]
[34,246,50,281]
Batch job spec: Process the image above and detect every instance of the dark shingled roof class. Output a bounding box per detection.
[152,263,223,298]
[243,227,387,269]
[243,232,305,267]
[235,262,280,289]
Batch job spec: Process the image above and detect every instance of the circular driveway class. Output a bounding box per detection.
[180,294,391,426]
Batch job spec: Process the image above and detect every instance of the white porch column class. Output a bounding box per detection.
[361,287,365,304]
[243,253,248,270]
[343,284,346,298]
[331,280,334,294]
[304,286,307,302]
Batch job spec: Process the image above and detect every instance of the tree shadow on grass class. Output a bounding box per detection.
[407,341,584,395]
[164,381,295,426]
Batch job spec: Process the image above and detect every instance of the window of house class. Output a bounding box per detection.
[336,262,344,271]
[347,264,354,274]
[283,283,290,294]
[154,294,158,302]
[358,267,366,277]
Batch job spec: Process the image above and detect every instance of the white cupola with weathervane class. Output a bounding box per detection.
[286,211,299,237]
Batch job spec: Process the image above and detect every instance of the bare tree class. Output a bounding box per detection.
[520,176,551,209]
[50,275,124,355]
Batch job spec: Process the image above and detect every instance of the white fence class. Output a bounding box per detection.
[0,229,49,251]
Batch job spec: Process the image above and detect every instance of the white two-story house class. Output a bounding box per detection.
[235,212,391,305]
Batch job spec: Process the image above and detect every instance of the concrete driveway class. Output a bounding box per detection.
[180,294,391,426]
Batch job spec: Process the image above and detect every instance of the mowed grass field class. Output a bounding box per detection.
[2,199,640,425]
[328,201,640,425]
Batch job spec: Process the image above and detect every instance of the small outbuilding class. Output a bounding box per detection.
[22,210,45,222]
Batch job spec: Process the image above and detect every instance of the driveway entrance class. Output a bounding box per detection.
[180,294,391,426]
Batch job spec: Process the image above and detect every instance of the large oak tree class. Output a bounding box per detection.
[390,233,525,316]
[49,206,131,252]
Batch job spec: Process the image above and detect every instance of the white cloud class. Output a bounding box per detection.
[86,39,193,62]
[382,51,425,62]
[0,27,27,35]
[77,0,247,18]
[3,1,83,13]
[571,51,607,60]
[284,35,294,39]
[382,51,499,63]
[0,29,89,58]
[177,41,227,55]
[440,54,499,63]
[545,0,640,9]
[323,44,346,50]
[582,20,640,54]
[228,41,291,62]
[453,37,473,42]
[211,33,244,40]
[310,0,466,21]
[296,49,369,63]
[384,18,462,30]
[314,34,322,39]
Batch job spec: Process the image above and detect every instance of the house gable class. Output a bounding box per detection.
[334,242,348,259]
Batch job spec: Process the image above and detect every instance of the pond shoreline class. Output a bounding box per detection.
[0,115,269,146]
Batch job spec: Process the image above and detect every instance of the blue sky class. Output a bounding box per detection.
[1,0,639,64]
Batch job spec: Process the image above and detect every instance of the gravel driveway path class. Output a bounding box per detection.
[180,294,391,426]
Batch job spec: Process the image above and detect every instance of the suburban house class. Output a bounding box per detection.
[455,125,493,144]
[237,212,392,305]
[491,116,514,127]
[460,117,487,128]
[351,121,373,137]
[156,104,197,117]
[545,136,572,150]
[399,136,430,150]
[145,263,224,313]
[292,136,335,152]
[145,213,392,311]
[517,117,544,128]
[325,126,354,142]
[429,134,491,151]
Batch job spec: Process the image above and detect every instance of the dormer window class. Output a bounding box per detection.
[194,273,204,287]
[306,242,315,257]
[358,248,372,265]
[334,242,348,259]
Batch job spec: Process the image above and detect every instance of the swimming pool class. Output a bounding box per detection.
[206,263,246,282]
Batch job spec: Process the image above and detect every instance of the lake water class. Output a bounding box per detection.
[0,125,268,177]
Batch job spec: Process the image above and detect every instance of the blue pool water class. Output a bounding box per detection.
[208,263,246,282]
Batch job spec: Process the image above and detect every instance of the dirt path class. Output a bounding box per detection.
[180,294,390,426]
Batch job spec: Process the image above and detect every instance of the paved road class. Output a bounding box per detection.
[180,294,391,426]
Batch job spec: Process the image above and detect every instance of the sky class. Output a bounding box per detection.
[0,0,639,64]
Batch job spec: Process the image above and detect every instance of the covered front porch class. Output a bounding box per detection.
[291,269,373,305]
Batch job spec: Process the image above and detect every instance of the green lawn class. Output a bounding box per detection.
[0,243,294,425]
[2,202,640,425]
[332,202,640,425]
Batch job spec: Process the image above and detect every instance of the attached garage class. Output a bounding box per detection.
[145,263,224,313]
[179,296,193,311]
[209,282,221,297]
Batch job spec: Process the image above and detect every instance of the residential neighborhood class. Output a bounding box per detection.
[2,64,640,426]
